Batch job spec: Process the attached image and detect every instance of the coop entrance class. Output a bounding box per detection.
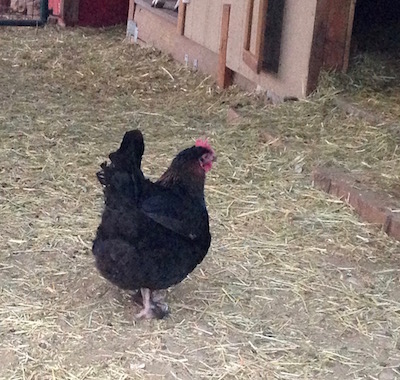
[0,0,49,25]
[311,0,400,77]
[351,0,400,55]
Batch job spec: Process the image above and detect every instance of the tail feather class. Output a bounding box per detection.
[108,130,144,173]
[97,130,145,202]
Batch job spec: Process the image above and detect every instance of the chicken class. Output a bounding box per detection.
[92,130,215,319]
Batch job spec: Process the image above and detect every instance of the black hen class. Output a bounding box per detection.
[93,130,215,319]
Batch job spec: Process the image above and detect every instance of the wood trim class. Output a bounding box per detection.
[128,0,136,20]
[244,0,254,50]
[217,4,233,88]
[254,0,268,73]
[177,0,187,35]
[243,49,258,73]
[243,0,268,74]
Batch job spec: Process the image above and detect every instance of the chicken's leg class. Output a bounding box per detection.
[132,289,166,305]
[135,288,169,319]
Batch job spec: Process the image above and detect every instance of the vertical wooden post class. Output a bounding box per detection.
[177,0,187,36]
[217,4,233,89]
[342,0,356,72]
[243,0,254,50]
[128,0,136,21]
[306,0,331,95]
[323,0,354,71]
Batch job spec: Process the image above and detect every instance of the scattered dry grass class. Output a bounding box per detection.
[1,25,400,380]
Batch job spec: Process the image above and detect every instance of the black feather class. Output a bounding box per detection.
[92,130,212,291]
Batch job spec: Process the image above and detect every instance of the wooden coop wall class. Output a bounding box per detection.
[131,0,355,98]
[184,0,316,97]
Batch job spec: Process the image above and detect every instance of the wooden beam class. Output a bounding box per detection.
[243,49,258,73]
[217,4,233,89]
[254,0,268,73]
[306,0,331,95]
[128,0,136,20]
[177,0,187,36]
[323,0,353,70]
[244,0,254,50]
[342,0,356,72]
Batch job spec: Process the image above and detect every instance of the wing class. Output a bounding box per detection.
[140,193,208,240]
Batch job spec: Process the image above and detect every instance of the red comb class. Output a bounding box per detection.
[195,138,213,151]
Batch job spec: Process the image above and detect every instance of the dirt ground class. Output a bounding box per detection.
[1,26,400,380]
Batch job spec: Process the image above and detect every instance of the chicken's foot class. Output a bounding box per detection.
[135,288,169,320]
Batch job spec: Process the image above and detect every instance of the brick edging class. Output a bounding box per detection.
[312,167,400,241]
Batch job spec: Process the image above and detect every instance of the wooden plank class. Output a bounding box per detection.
[59,0,65,19]
[323,0,352,70]
[342,0,356,72]
[306,0,331,94]
[243,49,258,73]
[307,0,355,91]
[177,0,187,35]
[217,4,233,88]
[128,0,136,20]
[243,0,254,50]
